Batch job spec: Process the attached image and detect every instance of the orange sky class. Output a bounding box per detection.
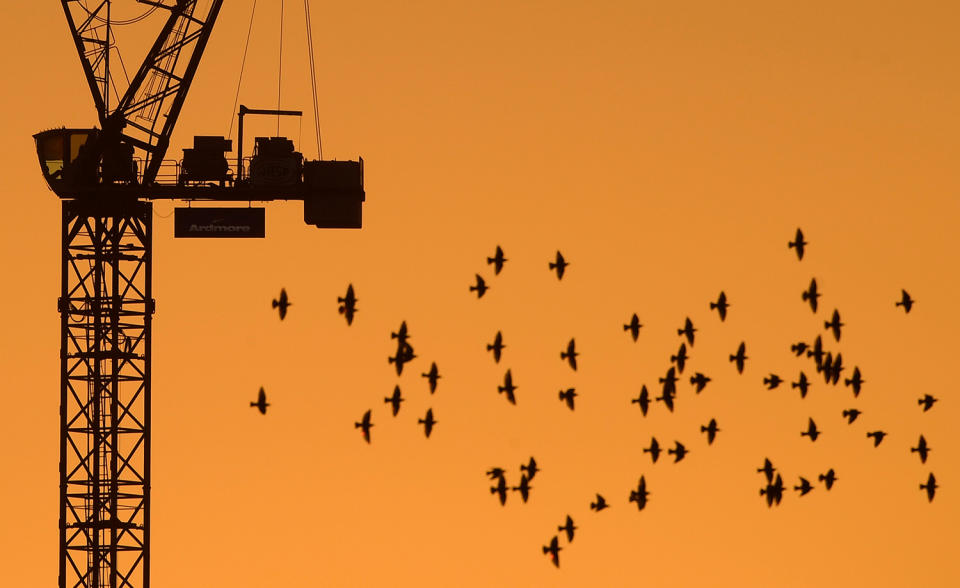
[1,1,958,586]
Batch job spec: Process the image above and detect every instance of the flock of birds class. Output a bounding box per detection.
[252,228,938,569]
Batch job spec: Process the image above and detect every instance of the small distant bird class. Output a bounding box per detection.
[678,317,696,346]
[668,441,689,463]
[800,418,821,442]
[418,408,437,438]
[918,394,938,412]
[498,369,518,404]
[819,352,833,378]
[920,473,937,502]
[589,494,609,511]
[250,387,269,414]
[558,515,577,542]
[802,278,820,313]
[844,367,863,397]
[842,408,861,424]
[512,474,532,502]
[355,409,373,444]
[631,385,650,415]
[911,435,930,464]
[866,431,887,447]
[549,251,568,280]
[807,335,824,370]
[671,343,689,374]
[791,342,809,357]
[794,477,814,496]
[763,374,783,390]
[700,419,720,444]
[758,458,776,483]
[896,289,914,313]
[542,536,561,567]
[391,320,410,343]
[792,371,810,399]
[629,476,650,511]
[561,338,578,371]
[388,341,416,376]
[384,385,404,416]
[788,228,806,260]
[521,457,539,480]
[272,288,290,320]
[337,284,358,325]
[558,388,577,410]
[485,467,506,480]
[690,372,711,393]
[422,362,441,394]
[829,353,844,385]
[624,313,643,341]
[490,475,508,506]
[470,274,488,298]
[824,309,843,342]
[643,437,662,463]
[656,387,676,413]
[487,245,507,275]
[729,342,748,374]
[710,291,730,321]
[761,474,785,507]
[487,331,506,363]
[819,469,838,490]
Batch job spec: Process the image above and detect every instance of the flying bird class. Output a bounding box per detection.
[802,278,820,313]
[558,515,577,542]
[668,441,689,463]
[911,435,930,464]
[498,369,518,404]
[918,394,938,412]
[490,475,508,506]
[671,343,689,374]
[391,321,410,345]
[700,419,720,444]
[920,473,937,502]
[250,387,269,414]
[513,474,532,502]
[819,469,838,490]
[866,431,887,447]
[807,335,825,370]
[422,362,441,394]
[418,408,437,438]
[644,437,662,463]
[800,418,821,442]
[792,371,810,399]
[896,289,914,313]
[841,408,861,424]
[354,409,373,444]
[761,474,785,507]
[758,458,776,483]
[542,536,561,567]
[486,245,507,275]
[558,388,577,411]
[521,457,540,480]
[624,313,643,341]
[337,284,358,325]
[824,309,844,342]
[561,338,579,371]
[794,477,814,496]
[384,385,404,416]
[690,372,711,393]
[590,494,609,511]
[272,288,291,320]
[790,341,808,357]
[487,331,506,363]
[729,342,748,374]
[629,476,650,511]
[388,342,416,376]
[549,251,568,280]
[763,374,783,390]
[656,387,676,412]
[710,291,729,321]
[631,385,650,415]
[788,228,806,260]
[485,467,506,480]
[844,367,864,397]
[470,274,489,298]
[678,317,697,346]
[829,353,844,385]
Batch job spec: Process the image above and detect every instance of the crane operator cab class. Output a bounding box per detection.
[34,127,138,197]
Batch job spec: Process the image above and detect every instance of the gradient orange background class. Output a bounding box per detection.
[2,1,958,585]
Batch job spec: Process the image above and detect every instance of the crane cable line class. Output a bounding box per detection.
[277,0,284,135]
[227,0,258,142]
[304,0,323,159]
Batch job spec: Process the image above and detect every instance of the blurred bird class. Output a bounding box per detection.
[920,473,937,502]
[384,385,404,416]
[543,536,561,567]
[911,435,930,464]
[561,338,579,371]
[710,291,729,321]
[807,335,825,370]
[896,289,914,313]
[513,474,532,502]
[690,372,711,393]
[549,251,568,280]
[355,409,373,444]
[337,284,358,325]
[422,362,441,394]
[819,469,838,490]
[624,313,643,341]
[761,474,785,507]
[418,408,437,438]
[631,385,650,415]
[763,374,783,390]
[470,274,488,298]
[701,419,720,444]
[844,367,863,397]
[643,437,662,463]
[656,387,676,412]
[800,418,821,442]
[791,341,809,357]
[802,278,820,313]
[729,342,748,374]
[866,431,887,447]
[250,387,269,415]
[758,458,776,483]
[559,388,577,411]
[629,476,650,511]
[829,353,844,385]
[272,288,290,320]
[590,494,609,511]
[842,408,862,424]
[521,457,540,480]
[487,245,507,275]
[660,367,678,395]
[788,228,806,260]
[824,309,843,342]
[485,467,505,480]
[388,342,416,376]
[490,475,508,506]
[792,371,810,399]
[794,477,814,496]
[558,515,577,542]
[671,343,689,374]
[668,441,689,463]
[678,317,696,346]
[819,351,833,377]
[498,369,518,405]
[918,394,938,412]
[391,321,411,345]
[487,331,506,363]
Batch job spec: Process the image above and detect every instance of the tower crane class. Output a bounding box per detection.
[33,2,364,585]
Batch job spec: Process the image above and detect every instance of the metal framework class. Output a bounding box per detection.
[60,200,152,588]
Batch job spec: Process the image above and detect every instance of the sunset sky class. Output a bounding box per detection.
[1,1,958,585]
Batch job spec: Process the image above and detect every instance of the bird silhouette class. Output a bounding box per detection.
[512,474,532,502]
[337,284,358,325]
[521,457,540,480]
[421,362,441,394]
[866,431,887,447]
[918,394,938,412]
[643,437,662,463]
[800,418,821,442]
[710,291,729,321]
[354,409,373,444]
[590,494,609,511]
[629,476,650,511]
[761,474,785,507]
[558,388,577,410]
[486,245,507,275]
[561,338,578,371]
[757,458,776,483]
[788,228,806,260]
[792,371,810,399]
[624,313,643,341]
[920,473,937,502]
[485,467,505,480]
[801,278,820,313]
[631,385,650,415]
[487,331,506,363]
[542,535,562,567]
[272,288,291,320]
[819,469,838,490]
[794,477,814,496]
[678,317,697,346]
[469,274,489,298]
[911,435,930,464]
[896,289,914,313]
[690,372,711,393]
[729,342,748,374]
[671,343,689,374]
[384,385,404,416]
[549,251,568,280]
[498,369,518,405]
[824,309,843,342]
[841,408,861,424]
[558,515,577,542]
[250,387,269,414]
[844,366,863,397]
[490,474,508,506]
[700,419,720,444]
[763,374,783,390]
[668,441,689,463]
[418,408,437,438]
[791,341,809,357]
[388,341,416,376]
